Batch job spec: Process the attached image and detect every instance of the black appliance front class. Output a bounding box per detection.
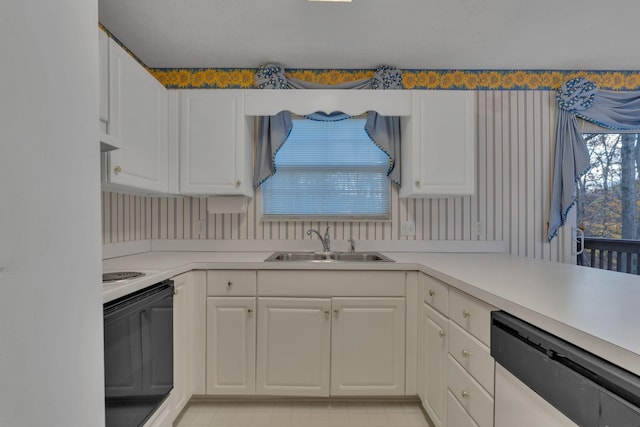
[103,280,174,427]
[491,311,640,427]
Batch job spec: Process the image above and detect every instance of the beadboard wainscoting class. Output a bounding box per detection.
[101,90,574,263]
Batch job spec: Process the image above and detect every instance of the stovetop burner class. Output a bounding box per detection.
[102,271,146,283]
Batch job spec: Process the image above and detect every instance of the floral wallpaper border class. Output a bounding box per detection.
[150,68,640,91]
[101,25,640,91]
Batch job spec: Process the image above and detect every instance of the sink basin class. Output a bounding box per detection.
[328,252,393,262]
[265,251,394,262]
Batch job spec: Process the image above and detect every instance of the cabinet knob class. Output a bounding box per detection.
[247,308,253,314]
[428,289,435,297]
[461,390,470,399]
[114,165,122,174]
[235,180,241,187]
[462,349,470,358]
[334,309,339,315]
[324,310,330,315]
[415,180,420,187]
[227,281,233,287]
[438,330,445,338]
[462,309,471,318]
[173,288,179,296]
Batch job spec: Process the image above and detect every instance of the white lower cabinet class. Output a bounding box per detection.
[145,271,204,427]
[447,390,480,427]
[255,296,405,397]
[331,297,405,396]
[256,298,332,396]
[172,272,191,414]
[418,272,495,427]
[421,302,448,427]
[448,355,494,427]
[205,270,257,395]
[206,297,256,394]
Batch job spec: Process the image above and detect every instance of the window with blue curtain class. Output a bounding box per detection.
[261,117,391,220]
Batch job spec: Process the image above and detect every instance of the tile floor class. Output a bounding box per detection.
[174,400,434,427]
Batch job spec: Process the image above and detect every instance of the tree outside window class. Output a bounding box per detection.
[577,133,640,239]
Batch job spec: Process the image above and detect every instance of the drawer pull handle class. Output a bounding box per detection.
[334,309,340,315]
[227,281,233,287]
[235,180,241,187]
[324,310,330,315]
[247,308,253,314]
[462,309,471,318]
[114,165,122,174]
[462,349,470,358]
[461,390,470,399]
[428,290,435,297]
[438,330,445,338]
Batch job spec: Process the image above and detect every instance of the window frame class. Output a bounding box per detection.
[259,114,392,222]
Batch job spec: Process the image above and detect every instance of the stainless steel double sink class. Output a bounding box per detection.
[265,251,394,262]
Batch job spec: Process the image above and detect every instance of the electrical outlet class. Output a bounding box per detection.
[401,221,416,236]
[474,222,483,237]
[196,219,206,236]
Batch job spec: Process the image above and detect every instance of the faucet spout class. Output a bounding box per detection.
[306,226,331,252]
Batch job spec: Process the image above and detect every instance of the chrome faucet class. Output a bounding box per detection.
[306,226,331,252]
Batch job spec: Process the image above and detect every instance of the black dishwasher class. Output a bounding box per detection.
[492,311,640,427]
[103,280,174,427]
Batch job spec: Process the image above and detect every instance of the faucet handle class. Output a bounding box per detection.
[347,237,356,253]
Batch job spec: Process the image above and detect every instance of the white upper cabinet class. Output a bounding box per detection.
[102,38,169,193]
[178,90,253,197]
[98,30,120,151]
[400,91,476,198]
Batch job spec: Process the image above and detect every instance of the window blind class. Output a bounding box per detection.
[261,118,391,220]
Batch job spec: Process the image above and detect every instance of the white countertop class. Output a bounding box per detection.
[103,250,640,377]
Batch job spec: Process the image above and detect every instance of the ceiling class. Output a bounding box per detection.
[99,0,640,71]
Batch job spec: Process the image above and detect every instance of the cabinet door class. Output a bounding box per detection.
[422,303,448,427]
[172,273,191,414]
[206,297,256,394]
[330,297,405,396]
[99,29,109,132]
[179,90,253,196]
[107,39,168,192]
[256,297,331,396]
[448,390,480,427]
[400,90,475,197]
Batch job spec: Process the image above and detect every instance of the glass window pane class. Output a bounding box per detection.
[261,117,391,219]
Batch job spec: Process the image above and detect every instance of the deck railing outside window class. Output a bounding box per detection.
[578,237,640,275]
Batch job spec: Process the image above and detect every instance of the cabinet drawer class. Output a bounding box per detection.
[207,270,256,296]
[257,271,405,297]
[422,274,448,316]
[448,320,494,396]
[449,288,494,346]
[447,355,494,427]
[447,390,480,427]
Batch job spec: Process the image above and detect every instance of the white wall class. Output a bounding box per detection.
[0,1,104,426]
[102,91,574,262]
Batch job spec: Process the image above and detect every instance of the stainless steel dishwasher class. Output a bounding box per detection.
[103,279,174,427]
[492,311,640,427]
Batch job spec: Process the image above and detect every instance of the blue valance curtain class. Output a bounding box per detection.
[253,64,403,188]
[548,77,640,241]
